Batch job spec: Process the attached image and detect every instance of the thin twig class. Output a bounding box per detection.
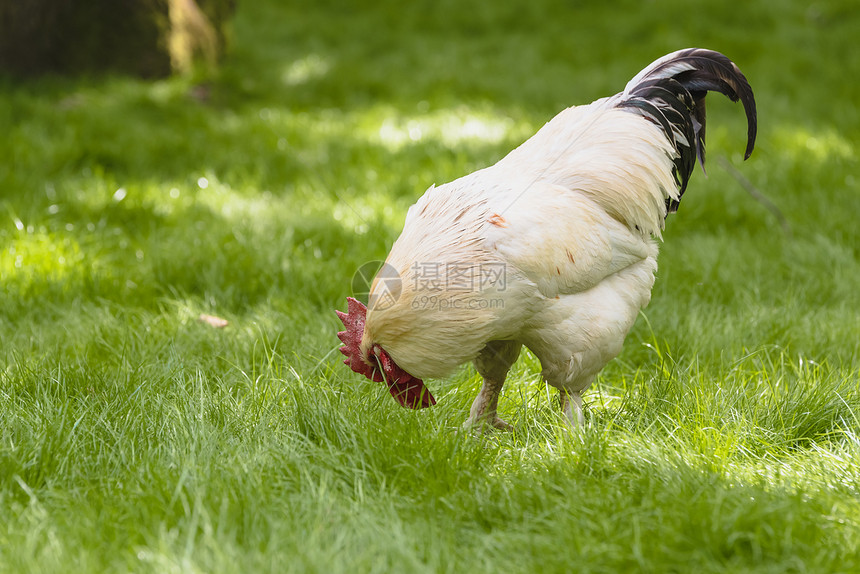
[717,155,792,237]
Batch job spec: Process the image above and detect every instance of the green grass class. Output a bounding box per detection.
[2,0,859,571]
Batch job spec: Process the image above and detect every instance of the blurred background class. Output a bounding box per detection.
[1,0,858,354]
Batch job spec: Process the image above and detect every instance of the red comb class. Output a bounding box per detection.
[336,297,380,381]
[336,297,436,409]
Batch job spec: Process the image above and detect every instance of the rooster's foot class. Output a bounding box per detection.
[463,415,512,433]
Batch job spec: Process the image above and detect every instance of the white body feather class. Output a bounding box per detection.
[363,99,675,395]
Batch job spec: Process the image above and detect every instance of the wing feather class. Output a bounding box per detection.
[485,182,657,299]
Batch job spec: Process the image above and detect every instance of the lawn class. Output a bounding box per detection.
[1,0,859,571]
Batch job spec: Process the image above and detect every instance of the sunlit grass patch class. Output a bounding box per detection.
[372,105,528,151]
[1,230,85,294]
[772,125,855,162]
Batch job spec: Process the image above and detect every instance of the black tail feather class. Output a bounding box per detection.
[616,48,757,212]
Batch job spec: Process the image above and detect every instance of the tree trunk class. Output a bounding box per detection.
[0,0,235,78]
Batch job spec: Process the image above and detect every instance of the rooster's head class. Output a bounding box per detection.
[336,297,436,409]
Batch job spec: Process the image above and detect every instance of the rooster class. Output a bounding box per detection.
[337,48,757,428]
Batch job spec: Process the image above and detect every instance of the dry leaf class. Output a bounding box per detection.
[198,313,229,328]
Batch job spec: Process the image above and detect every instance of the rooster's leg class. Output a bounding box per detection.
[467,377,509,431]
[559,389,585,427]
[465,340,522,431]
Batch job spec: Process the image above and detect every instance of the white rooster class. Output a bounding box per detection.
[338,48,757,428]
